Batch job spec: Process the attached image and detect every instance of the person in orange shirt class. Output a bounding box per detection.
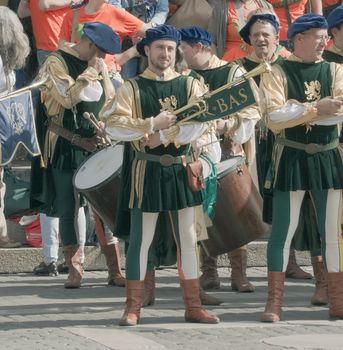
[18,0,71,65]
[267,0,322,48]
[59,0,150,76]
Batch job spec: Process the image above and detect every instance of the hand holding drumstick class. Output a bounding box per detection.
[83,112,111,145]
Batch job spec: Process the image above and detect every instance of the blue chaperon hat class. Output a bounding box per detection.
[287,14,328,39]
[179,26,213,46]
[83,22,121,54]
[136,24,181,57]
[327,5,343,29]
[239,14,279,45]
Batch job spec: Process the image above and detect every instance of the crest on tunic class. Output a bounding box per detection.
[159,95,177,112]
[304,81,321,101]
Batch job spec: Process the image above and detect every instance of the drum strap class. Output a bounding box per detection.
[48,120,98,153]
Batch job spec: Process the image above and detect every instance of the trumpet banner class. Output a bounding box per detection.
[0,90,41,165]
[177,80,256,123]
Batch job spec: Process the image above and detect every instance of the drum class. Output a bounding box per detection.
[201,156,270,257]
[73,144,123,232]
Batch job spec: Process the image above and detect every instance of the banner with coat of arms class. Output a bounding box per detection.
[0,90,41,165]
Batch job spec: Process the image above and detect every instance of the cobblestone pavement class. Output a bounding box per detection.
[1,267,343,350]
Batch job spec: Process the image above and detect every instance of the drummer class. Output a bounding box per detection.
[34,22,121,289]
[101,24,219,326]
[179,26,260,293]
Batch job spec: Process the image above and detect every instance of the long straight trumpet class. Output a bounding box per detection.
[175,61,272,124]
[0,75,48,100]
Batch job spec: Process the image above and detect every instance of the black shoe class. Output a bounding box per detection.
[33,262,58,276]
[57,262,69,274]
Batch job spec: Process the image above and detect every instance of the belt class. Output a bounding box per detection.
[135,151,192,167]
[48,121,98,153]
[275,137,339,155]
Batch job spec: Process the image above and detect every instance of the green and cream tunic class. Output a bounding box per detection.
[260,54,343,192]
[31,43,109,214]
[102,67,207,212]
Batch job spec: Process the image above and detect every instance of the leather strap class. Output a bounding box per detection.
[48,121,98,153]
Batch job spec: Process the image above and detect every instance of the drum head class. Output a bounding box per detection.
[217,157,244,179]
[74,144,124,191]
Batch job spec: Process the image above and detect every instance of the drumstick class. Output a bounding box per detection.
[89,113,112,144]
[83,112,111,145]
[83,112,101,131]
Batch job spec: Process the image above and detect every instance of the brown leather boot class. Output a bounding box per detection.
[200,288,223,306]
[261,272,285,322]
[327,272,343,319]
[142,270,155,307]
[311,256,328,306]
[182,279,220,324]
[285,249,312,279]
[63,245,83,289]
[101,243,125,287]
[119,280,144,326]
[199,246,220,290]
[228,247,255,292]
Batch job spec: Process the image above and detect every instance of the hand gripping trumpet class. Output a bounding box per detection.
[175,61,272,124]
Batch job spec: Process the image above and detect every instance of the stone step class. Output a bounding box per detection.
[0,241,312,274]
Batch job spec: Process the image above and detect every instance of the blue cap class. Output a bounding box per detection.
[83,22,121,54]
[239,14,279,45]
[179,26,213,46]
[327,5,343,29]
[287,14,328,39]
[136,24,181,57]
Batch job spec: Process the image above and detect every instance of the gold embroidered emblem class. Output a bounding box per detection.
[6,102,26,135]
[304,81,321,101]
[159,95,177,112]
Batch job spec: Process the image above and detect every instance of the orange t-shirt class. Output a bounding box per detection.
[59,4,144,71]
[28,0,70,51]
[268,0,308,41]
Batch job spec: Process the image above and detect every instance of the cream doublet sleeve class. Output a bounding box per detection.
[259,65,318,134]
[40,55,102,116]
[103,75,208,145]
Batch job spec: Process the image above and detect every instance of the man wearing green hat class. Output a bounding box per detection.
[102,24,220,326]
[260,13,343,322]
[33,21,121,289]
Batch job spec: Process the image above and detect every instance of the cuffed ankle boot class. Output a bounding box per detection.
[63,245,83,289]
[311,256,328,306]
[261,272,285,322]
[119,280,145,326]
[142,270,155,307]
[182,278,220,324]
[327,272,343,319]
[199,247,220,290]
[101,243,126,287]
[228,248,255,292]
[285,250,312,279]
[200,288,223,306]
